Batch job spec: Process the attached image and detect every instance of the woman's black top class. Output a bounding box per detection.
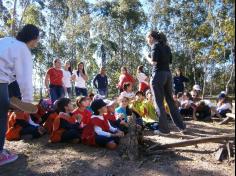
[151,42,172,72]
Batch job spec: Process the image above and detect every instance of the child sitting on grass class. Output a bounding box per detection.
[104,99,128,134]
[91,99,124,150]
[50,98,82,143]
[120,83,135,100]
[42,100,60,134]
[179,92,195,117]
[130,91,145,128]
[115,96,130,122]
[143,90,159,131]
[6,111,46,141]
[73,96,92,128]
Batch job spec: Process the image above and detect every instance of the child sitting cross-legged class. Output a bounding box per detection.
[104,99,128,134]
[143,90,159,131]
[91,99,124,150]
[120,83,135,100]
[129,91,146,128]
[50,98,83,143]
[115,96,130,122]
[73,96,92,128]
[6,111,46,141]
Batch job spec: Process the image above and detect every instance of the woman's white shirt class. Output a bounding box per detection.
[73,70,86,88]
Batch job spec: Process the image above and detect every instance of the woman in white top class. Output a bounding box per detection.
[72,62,88,96]
[0,24,39,166]
[136,65,149,93]
[62,61,73,98]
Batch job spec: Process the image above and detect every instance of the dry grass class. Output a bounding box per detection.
[0,120,235,176]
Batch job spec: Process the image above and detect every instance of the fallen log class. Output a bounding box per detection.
[147,134,235,151]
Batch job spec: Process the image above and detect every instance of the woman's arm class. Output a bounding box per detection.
[45,73,50,90]
[145,54,157,65]
[80,71,88,81]
[93,75,98,89]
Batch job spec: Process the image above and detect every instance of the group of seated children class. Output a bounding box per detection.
[175,86,232,121]
[6,83,159,150]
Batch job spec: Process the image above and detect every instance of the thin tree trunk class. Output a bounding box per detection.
[226,49,235,94]
[11,0,17,36]
[190,49,197,84]
[202,60,208,99]
[18,0,31,29]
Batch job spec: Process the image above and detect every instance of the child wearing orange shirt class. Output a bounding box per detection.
[50,98,82,143]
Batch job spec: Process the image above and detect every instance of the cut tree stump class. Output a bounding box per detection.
[119,113,143,160]
[147,134,235,151]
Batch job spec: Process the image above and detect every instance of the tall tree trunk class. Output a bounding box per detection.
[18,0,31,29]
[209,61,214,97]
[192,52,197,84]
[11,0,17,36]
[226,49,235,94]
[202,60,208,99]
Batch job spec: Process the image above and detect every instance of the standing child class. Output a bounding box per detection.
[91,99,124,150]
[50,98,82,143]
[136,65,149,93]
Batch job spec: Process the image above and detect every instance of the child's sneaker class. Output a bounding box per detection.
[0,150,18,166]
[10,97,38,114]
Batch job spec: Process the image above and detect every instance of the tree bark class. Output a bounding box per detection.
[202,60,208,99]
[119,113,140,160]
[11,0,17,36]
[18,0,31,29]
[225,49,235,94]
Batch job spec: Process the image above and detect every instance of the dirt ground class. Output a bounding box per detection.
[0,119,235,176]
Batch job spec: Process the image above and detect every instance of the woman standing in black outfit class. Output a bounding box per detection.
[145,31,186,134]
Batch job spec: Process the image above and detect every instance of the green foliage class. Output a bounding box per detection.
[0,0,235,96]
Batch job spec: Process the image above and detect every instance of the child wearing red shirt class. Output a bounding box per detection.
[73,96,92,128]
[90,99,124,150]
[104,99,128,134]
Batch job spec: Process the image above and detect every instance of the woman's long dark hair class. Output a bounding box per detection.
[77,62,86,76]
[175,68,183,77]
[56,98,71,113]
[148,31,167,45]
[121,66,128,74]
[137,65,144,74]
[65,60,72,75]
